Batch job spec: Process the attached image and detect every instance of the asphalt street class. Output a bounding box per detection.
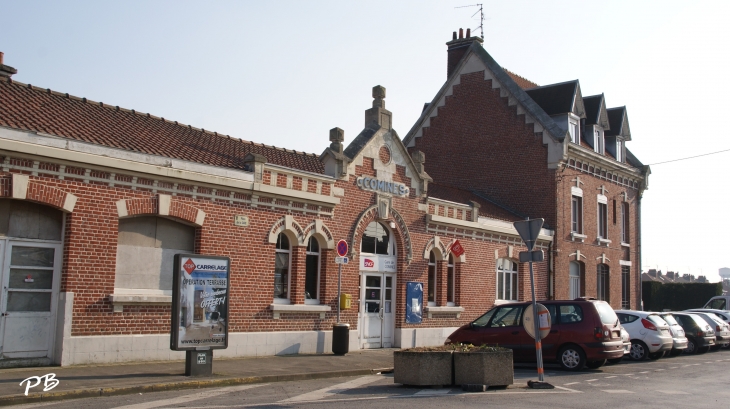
[9,350,730,409]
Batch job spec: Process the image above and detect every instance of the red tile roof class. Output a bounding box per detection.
[428,183,522,222]
[504,69,539,90]
[0,78,325,174]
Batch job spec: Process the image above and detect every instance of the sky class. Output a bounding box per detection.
[2,0,729,282]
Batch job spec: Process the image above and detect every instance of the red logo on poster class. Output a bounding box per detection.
[363,259,375,268]
[183,258,196,274]
[450,240,464,257]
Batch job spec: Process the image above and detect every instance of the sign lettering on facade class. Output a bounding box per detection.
[359,255,397,272]
[356,176,409,196]
[171,254,231,351]
[234,215,249,227]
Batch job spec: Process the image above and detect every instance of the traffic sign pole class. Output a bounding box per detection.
[528,259,544,383]
[335,240,348,324]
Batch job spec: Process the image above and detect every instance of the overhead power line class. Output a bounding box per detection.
[646,148,730,165]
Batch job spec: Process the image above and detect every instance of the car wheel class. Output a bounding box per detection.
[586,359,607,369]
[648,351,664,360]
[606,357,623,364]
[698,346,710,354]
[685,338,697,354]
[558,345,586,371]
[629,341,648,361]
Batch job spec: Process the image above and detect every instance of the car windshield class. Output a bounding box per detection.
[647,314,668,327]
[593,301,618,325]
[662,314,679,326]
[472,308,496,327]
[690,315,711,329]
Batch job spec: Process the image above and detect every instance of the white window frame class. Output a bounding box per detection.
[571,195,583,234]
[447,255,455,307]
[620,202,628,244]
[569,261,581,300]
[496,258,518,302]
[360,222,395,256]
[594,129,605,154]
[427,251,437,307]
[597,264,610,302]
[304,237,320,305]
[616,139,623,162]
[273,233,291,305]
[597,202,608,239]
[569,120,580,144]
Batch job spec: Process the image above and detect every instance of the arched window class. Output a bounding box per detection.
[428,251,437,306]
[274,233,291,304]
[360,222,393,255]
[497,258,518,301]
[597,264,610,302]
[305,237,320,304]
[447,254,455,306]
[569,261,581,299]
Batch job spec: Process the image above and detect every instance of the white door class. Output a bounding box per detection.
[360,273,394,348]
[569,261,580,300]
[0,241,62,360]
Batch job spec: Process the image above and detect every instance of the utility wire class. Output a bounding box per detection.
[646,148,730,165]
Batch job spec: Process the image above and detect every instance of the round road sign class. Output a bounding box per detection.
[523,303,551,340]
[336,240,348,257]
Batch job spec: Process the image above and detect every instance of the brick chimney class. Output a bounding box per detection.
[446,28,483,78]
[0,52,18,78]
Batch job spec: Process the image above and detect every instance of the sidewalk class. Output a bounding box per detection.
[0,349,395,406]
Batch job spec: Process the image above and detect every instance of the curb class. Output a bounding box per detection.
[0,367,394,407]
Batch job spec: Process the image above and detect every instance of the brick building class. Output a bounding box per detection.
[403,31,650,312]
[0,52,553,367]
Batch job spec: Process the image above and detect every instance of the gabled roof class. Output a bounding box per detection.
[524,80,585,118]
[0,78,325,174]
[403,41,568,148]
[625,148,644,168]
[605,107,631,141]
[583,94,610,129]
[504,69,539,90]
[427,183,523,222]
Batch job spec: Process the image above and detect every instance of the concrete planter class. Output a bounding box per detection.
[393,350,453,386]
[453,350,514,387]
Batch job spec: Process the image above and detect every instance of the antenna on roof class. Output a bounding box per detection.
[455,3,485,40]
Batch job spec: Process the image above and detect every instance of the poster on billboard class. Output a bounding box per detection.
[171,254,230,351]
[405,282,423,324]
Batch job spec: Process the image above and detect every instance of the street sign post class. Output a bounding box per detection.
[523,303,551,340]
[513,218,554,389]
[334,256,349,264]
[335,240,348,323]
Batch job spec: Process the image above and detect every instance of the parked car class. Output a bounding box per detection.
[445,299,624,371]
[607,326,631,364]
[656,313,688,356]
[703,296,730,310]
[686,311,730,350]
[686,309,730,348]
[615,310,673,360]
[671,312,716,354]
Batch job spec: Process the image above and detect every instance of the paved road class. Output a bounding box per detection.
[11,351,730,409]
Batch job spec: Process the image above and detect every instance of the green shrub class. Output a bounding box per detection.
[642,281,722,311]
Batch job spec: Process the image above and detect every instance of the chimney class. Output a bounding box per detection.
[446,28,484,78]
[0,52,18,79]
[364,85,392,130]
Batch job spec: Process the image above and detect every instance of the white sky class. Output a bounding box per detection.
[3,1,729,281]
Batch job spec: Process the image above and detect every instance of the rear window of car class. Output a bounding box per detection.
[647,314,668,327]
[593,302,618,325]
[662,314,678,326]
[559,304,583,324]
[690,315,712,328]
[617,313,638,324]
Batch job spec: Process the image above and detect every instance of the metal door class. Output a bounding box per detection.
[360,273,394,348]
[0,241,62,359]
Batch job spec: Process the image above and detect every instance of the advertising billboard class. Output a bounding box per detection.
[406,282,423,324]
[171,254,230,351]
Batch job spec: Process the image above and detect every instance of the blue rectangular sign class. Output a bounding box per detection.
[406,282,423,324]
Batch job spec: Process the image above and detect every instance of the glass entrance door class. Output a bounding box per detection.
[0,241,62,359]
[360,273,394,348]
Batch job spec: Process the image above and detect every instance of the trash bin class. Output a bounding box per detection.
[332,323,350,355]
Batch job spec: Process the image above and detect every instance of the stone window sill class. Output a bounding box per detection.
[621,242,630,247]
[597,238,612,246]
[424,306,464,318]
[109,293,172,312]
[571,232,587,242]
[269,304,331,319]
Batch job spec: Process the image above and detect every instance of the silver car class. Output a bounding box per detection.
[607,326,631,364]
[689,311,730,349]
[657,313,688,356]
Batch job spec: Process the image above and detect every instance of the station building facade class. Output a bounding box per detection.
[0,53,552,367]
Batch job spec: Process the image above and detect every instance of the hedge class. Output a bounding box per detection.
[642,281,722,311]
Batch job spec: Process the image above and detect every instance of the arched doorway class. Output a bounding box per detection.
[358,221,396,348]
[0,199,64,364]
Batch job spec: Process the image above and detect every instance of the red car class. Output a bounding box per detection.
[445,298,624,370]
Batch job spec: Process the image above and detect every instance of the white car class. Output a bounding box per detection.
[657,313,688,356]
[607,326,631,364]
[616,310,673,360]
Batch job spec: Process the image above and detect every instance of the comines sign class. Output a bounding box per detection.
[171,254,231,351]
[356,176,409,196]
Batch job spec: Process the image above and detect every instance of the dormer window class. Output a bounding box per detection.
[569,121,580,144]
[594,129,605,154]
[615,139,623,162]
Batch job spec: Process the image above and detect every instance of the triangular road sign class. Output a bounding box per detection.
[513,218,544,251]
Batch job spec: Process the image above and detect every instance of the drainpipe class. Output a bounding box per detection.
[637,194,643,311]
